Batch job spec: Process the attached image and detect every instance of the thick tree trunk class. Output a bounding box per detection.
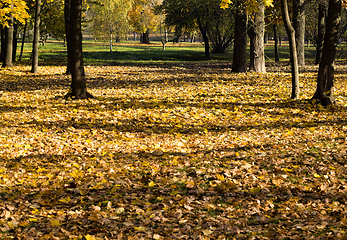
[2,18,14,68]
[274,24,280,62]
[64,0,71,74]
[19,22,27,62]
[232,1,247,72]
[315,2,326,65]
[31,0,41,74]
[312,0,341,106]
[249,4,265,72]
[65,0,93,99]
[141,30,150,44]
[293,0,305,66]
[281,0,300,99]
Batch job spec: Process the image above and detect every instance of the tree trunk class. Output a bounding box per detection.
[274,24,280,62]
[65,0,93,99]
[315,2,326,65]
[142,30,150,43]
[198,22,210,58]
[31,0,41,74]
[232,0,247,72]
[1,26,5,62]
[312,0,341,106]
[64,0,71,75]
[19,22,27,62]
[293,0,305,66]
[12,23,18,62]
[281,0,300,99]
[248,4,265,72]
[2,18,14,68]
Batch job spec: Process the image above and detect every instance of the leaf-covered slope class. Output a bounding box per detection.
[0,64,347,239]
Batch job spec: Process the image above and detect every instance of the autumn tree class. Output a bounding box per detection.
[231,0,247,72]
[0,0,29,68]
[88,0,131,51]
[293,0,305,66]
[64,0,93,99]
[40,0,65,42]
[312,0,341,106]
[128,0,160,44]
[31,0,41,73]
[281,0,299,99]
[248,1,266,72]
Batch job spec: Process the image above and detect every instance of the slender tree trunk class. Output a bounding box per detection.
[281,0,300,99]
[315,2,326,65]
[312,0,341,106]
[65,0,93,99]
[19,22,27,62]
[293,0,305,66]
[274,24,280,62]
[232,0,247,72]
[2,17,14,68]
[64,0,71,74]
[109,30,113,52]
[31,0,41,74]
[249,4,265,72]
[1,26,5,62]
[12,23,18,62]
[198,22,210,58]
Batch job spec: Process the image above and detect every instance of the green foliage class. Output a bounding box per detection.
[159,0,235,53]
[87,0,132,42]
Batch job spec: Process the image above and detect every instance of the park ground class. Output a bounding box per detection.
[0,42,347,239]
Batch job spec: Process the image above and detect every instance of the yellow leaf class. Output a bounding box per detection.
[314,173,322,178]
[134,226,147,231]
[86,139,92,143]
[186,181,195,188]
[283,168,293,172]
[216,174,225,182]
[115,207,125,214]
[84,234,97,240]
[250,186,262,194]
[29,218,38,222]
[59,197,71,203]
[50,219,61,227]
[202,229,213,235]
[148,181,156,187]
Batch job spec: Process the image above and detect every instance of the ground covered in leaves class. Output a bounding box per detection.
[0,62,347,239]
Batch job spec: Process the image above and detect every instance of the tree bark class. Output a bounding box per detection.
[31,0,41,74]
[1,26,5,62]
[281,0,300,99]
[65,0,93,99]
[232,0,247,72]
[248,4,265,72]
[2,18,14,68]
[64,0,71,74]
[141,30,150,43]
[12,23,18,62]
[315,2,326,65]
[312,0,341,106]
[274,24,280,62]
[198,21,210,58]
[293,0,305,66]
[19,22,27,62]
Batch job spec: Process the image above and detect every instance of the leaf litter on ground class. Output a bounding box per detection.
[0,63,347,239]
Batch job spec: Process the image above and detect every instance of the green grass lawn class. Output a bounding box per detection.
[16,38,323,67]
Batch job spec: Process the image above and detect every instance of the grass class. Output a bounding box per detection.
[15,38,324,67]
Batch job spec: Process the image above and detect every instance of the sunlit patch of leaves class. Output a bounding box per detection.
[0,63,347,239]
